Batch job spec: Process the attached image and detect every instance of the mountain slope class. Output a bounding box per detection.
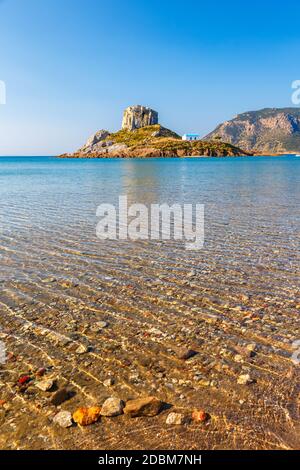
[204,108,300,153]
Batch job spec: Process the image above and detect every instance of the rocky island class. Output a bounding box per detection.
[60,105,250,158]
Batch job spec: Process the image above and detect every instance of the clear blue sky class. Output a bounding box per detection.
[0,0,300,155]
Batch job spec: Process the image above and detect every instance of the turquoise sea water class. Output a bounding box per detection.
[0,154,299,292]
[0,155,299,225]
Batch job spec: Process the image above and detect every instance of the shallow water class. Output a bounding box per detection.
[0,155,299,450]
[0,156,299,287]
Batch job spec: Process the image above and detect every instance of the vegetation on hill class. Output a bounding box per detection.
[60,124,251,158]
[104,125,180,147]
[98,125,249,157]
[150,137,247,156]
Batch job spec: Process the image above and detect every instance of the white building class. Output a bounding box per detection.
[182,133,200,141]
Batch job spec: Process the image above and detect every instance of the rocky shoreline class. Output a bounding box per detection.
[60,145,250,159]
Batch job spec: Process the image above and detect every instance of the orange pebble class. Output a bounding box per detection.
[73,407,101,426]
[192,409,209,423]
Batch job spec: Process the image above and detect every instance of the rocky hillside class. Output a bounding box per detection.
[204,108,300,153]
[60,105,250,159]
[61,124,249,158]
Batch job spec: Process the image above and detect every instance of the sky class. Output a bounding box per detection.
[0,0,300,155]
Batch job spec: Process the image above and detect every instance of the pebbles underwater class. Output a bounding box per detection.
[0,157,299,450]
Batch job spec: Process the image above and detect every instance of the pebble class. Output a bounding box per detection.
[91,321,108,332]
[75,344,88,354]
[50,388,69,406]
[246,343,257,353]
[100,397,124,417]
[166,412,186,425]
[53,410,73,428]
[103,378,115,387]
[73,407,102,426]
[237,374,253,385]
[234,354,244,363]
[193,375,203,382]
[35,379,55,392]
[124,397,163,417]
[177,348,197,361]
[235,344,256,359]
[35,368,46,377]
[192,410,209,423]
[198,379,210,387]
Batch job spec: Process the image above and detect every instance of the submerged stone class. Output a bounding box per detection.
[192,410,209,423]
[100,398,124,417]
[166,412,186,425]
[73,407,102,426]
[53,410,73,428]
[237,374,254,385]
[35,379,55,392]
[124,397,162,417]
[177,348,197,360]
[50,388,69,406]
